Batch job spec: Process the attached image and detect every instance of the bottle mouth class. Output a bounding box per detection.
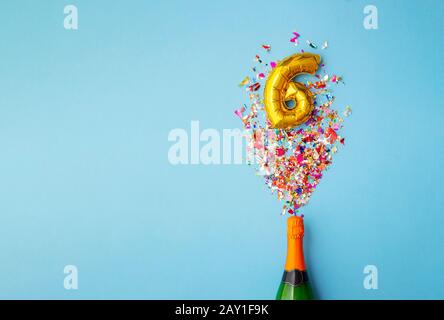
[287,216,304,238]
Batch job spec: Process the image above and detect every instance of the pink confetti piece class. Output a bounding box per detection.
[290,31,300,43]
[257,73,265,80]
[234,106,245,119]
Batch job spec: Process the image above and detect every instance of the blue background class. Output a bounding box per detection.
[0,0,443,299]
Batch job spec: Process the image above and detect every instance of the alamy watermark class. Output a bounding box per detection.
[63,265,78,290]
[64,5,78,30]
[168,121,244,165]
[363,5,378,30]
[167,121,285,176]
[363,265,378,290]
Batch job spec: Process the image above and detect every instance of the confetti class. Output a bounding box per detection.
[235,35,350,216]
[343,105,352,117]
[306,40,318,49]
[234,105,246,119]
[247,82,261,92]
[239,76,250,87]
[321,41,328,50]
[290,31,301,45]
[262,44,271,52]
[330,75,343,83]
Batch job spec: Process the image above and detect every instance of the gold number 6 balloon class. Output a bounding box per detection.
[264,53,321,129]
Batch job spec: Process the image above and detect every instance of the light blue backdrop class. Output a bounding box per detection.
[0,0,442,299]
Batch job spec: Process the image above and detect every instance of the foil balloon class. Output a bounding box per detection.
[264,53,321,129]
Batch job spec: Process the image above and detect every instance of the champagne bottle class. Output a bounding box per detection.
[276,215,314,300]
